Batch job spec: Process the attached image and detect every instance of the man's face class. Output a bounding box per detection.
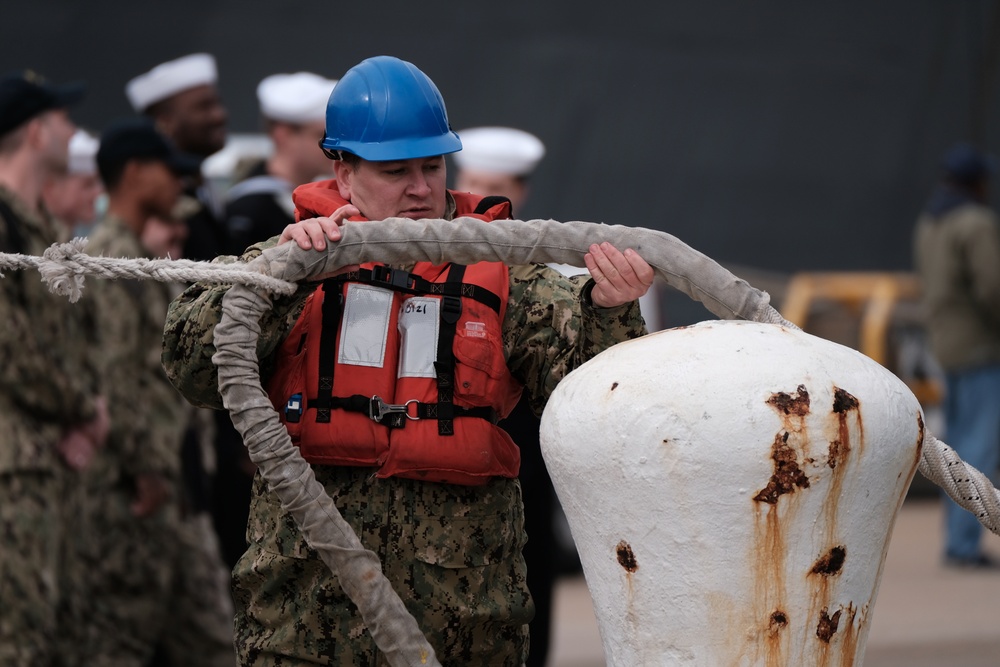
[43,172,103,225]
[454,169,527,213]
[281,118,333,183]
[36,109,76,175]
[334,155,447,221]
[134,160,184,218]
[158,84,228,158]
[141,213,188,259]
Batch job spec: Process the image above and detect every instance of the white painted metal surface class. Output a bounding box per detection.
[540,321,924,666]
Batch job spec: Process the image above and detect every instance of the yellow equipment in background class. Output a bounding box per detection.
[780,272,943,407]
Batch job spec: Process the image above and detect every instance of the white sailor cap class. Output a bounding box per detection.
[67,129,98,175]
[453,126,546,176]
[256,72,338,124]
[125,53,218,112]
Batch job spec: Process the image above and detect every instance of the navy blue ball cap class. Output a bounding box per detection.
[942,142,997,184]
[97,117,203,179]
[0,70,86,136]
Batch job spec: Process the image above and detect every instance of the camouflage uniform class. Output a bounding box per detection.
[0,186,100,667]
[79,215,235,667]
[162,194,646,666]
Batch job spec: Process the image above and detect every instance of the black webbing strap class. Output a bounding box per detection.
[306,395,496,428]
[313,279,342,423]
[434,264,465,436]
[472,195,511,215]
[306,265,497,433]
[345,266,502,315]
[414,402,496,423]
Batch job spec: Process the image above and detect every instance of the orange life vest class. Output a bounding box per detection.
[266,181,524,485]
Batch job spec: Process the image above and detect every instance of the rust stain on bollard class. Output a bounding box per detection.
[816,607,842,643]
[832,387,859,414]
[767,384,811,418]
[811,546,846,576]
[756,385,813,504]
[616,540,638,573]
[914,413,925,470]
[814,389,864,667]
[768,610,788,635]
[829,388,863,469]
[753,432,810,504]
[837,605,861,666]
[750,385,814,666]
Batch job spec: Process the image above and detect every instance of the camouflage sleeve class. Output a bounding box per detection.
[502,263,647,416]
[0,221,95,425]
[129,368,187,477]
[88,275,149,472]
[162,245,312,410]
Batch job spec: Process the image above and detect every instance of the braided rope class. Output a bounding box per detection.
[0,237,296,302]
[920,432,1000,535]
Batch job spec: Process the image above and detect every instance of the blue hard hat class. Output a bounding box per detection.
[320,56,462,161]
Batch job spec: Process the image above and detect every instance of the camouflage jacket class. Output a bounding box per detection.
[87,215,186,479]
[164,239,647,421]
[0,186,99,472]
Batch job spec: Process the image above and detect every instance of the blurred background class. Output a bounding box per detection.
[6,2,998,663]
[6,1,1000,327]
[5,1,999,268]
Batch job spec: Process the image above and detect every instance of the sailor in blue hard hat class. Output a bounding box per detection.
[212,55,655,667]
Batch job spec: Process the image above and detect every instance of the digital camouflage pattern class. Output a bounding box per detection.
[0,186,101,667]
[162,201,646,665]
[87,216,187,482]
[0,472,60,666]
[73,215,235,666]
[235,467,530,666]
[0,186,98,473]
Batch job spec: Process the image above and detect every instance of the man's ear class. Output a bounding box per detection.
[268,122,291,148]
[333,160,352,200]
[24,116,45,149]
[119,159,146,188]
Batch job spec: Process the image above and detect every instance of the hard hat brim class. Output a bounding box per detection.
[324,131,462,162]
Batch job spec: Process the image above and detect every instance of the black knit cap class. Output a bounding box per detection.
[96,117,203,181]
[0,70,85,136]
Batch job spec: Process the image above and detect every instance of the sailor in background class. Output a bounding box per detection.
[454,126,662,330]
[126,52,228,262]
[223,71,338,256]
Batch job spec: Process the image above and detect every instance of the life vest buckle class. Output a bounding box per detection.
[369,395,419,423]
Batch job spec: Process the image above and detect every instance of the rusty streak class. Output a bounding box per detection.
[769,610,788,634]
[616,540,638,572]
[816,607,842,643]
[831,387,858,414]
[916,412,925,454]
[767,385,811,417]
[753,432,811,504]
[810,546,846,576]
[827,437,846,470]
[828,387,860,469]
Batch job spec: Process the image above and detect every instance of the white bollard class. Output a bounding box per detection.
[540,321,924,666]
